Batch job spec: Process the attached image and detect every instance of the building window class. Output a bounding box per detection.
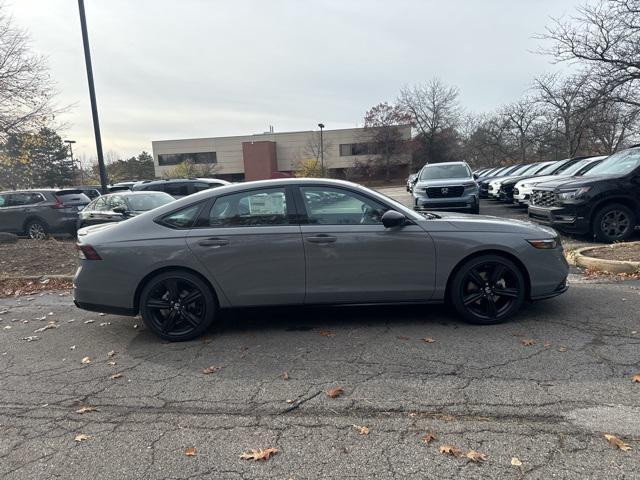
[157,152,217,166]
[339,143,379,156]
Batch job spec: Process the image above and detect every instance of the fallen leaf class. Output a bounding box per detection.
[185,447,197,457]
[352,425,369,435]
[285,399,294,404]
[521,339,536,346]
[421,432,437,444]
[69,345,76,350]
[107,350,116,357]
[511,457,522,467]
[21,336,39,342]
[543,342,551,348]
[240,448,278,461]
[465,450,487,463]
[107,361,116,366]
[83,320,94,324]
[439,444,462,457]
[319,330,334,337]
[33,323,57,333]
[75,406,98,414]
[326,386,344,398]
[558,346,568,352]
[632,374,640,383]
[35,315,46,321]
[81,356,91,364]
[99,322,111,327]
[110,373,123,380]
[282,371,289,381]
[604,434,632,451]
[420,337,435,343]
[203,365,222,374]
[74,433,91,442]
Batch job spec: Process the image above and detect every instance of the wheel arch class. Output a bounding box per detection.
[444,249,532,301]
[22,215,49,233]
[589,196,638,225]
[133,266,221,315]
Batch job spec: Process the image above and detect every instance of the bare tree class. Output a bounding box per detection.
[294,132,333,175]
[588,97,640,153]
[0,4,58,140]
[500,98,544,162]
[363,102,411,180]
[533,73,603,157]
[540,0,640,107]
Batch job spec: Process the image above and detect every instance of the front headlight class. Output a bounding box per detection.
[527,238,560,249]
[556,186,591,200]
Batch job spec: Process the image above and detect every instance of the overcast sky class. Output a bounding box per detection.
[10,0,582,160]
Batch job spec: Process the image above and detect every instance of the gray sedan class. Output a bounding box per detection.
[73,178,569,341]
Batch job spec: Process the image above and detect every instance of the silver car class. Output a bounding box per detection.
[412,162,480,214]
[74,178,569,341]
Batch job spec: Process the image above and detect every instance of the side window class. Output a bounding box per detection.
[92,197,109,211]
[0,194,6,208]
[161,204,202,229]
[109,195,127,210]
[299,187,388,225]
[205,188,288,227]
[193,182,211,192]
[164,183,189,197]
[6,193,32,206]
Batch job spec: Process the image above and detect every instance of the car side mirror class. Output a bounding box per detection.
[381,210,406,228]
[113,206,129,216]
[473,173,479,180]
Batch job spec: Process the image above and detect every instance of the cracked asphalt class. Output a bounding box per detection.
[1,276,639,479]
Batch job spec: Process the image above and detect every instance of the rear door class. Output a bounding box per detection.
[186,186,305,306]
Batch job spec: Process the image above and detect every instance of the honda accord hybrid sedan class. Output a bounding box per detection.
[73,178,569,341]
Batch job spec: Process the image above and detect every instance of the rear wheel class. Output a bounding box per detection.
[450,255,526,325]
[592,203,636,243]
[139,271,216,341]
[470,202,480,214]
[25,220,48,240]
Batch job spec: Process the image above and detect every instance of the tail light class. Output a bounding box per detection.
[51,197,65,209]
[76,244,102,260]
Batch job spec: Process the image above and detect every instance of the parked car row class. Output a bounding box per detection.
[0,177,231,238]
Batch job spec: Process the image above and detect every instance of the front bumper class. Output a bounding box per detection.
[528,204,591,234]
[414,193,478,211]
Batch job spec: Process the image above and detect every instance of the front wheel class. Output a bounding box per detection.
[450,255,526,325]
[592,203,636,243]
[26,220,48,240]
[139,271,216,341]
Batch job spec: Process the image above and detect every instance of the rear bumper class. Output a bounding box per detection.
[74,300,136,316]
[528,205,591,234]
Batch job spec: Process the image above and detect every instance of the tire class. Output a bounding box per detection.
[25,220,48,240]
[450,254,526,325]
[139,270,216,341]
[470,202,480,215]
[592,203,636,243]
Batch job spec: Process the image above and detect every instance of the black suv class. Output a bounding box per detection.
[132,178,230,198]
[528,147,640,242]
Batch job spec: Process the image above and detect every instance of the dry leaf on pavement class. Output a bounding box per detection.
[283,371,289,381]
[521,339,536,346]
[352,425,369,435]
[511,457,523,466]
[107,350,116,358]
[420,337,435,343]
[202,365,222,374]
[240,448,278,461]
[604,434,632,451]
[81,356,91,364]
[632,374,640,383]
[185,447,197,456]
[439,444,462,457]
[110,373,123,380]
[558,346,568,352]
[421,433,437,444]
[465,450,487,463]
[74,433,91,442]
[319,330,334,337]
[75,406,98,414]
[326,386,344,398]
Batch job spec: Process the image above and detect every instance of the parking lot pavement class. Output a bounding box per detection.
[0,282,639,479]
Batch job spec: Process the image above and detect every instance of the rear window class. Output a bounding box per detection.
[55,192,90,204]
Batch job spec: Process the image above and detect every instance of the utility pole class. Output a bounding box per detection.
[318,123,325,177]
[77,0,108,193]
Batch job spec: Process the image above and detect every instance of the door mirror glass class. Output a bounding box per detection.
[381,210,406,228]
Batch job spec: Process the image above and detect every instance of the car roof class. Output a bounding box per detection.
[95,191,173,198]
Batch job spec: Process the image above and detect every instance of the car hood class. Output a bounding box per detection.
[414,178,474,187]
[532,174,615,190]
[515,174,567,187]
[430,211,557,236]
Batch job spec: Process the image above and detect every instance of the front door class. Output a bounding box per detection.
[186,186,305,306]
[296,185,436,304]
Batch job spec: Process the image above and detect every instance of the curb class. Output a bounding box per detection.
[0,275,74,282]
[569,243,640,274]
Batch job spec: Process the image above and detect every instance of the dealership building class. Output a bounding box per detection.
[151,125,412,181]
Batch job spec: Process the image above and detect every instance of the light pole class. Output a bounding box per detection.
[64,139,77,184]
[318,123,325,177]
[78,0,108,193]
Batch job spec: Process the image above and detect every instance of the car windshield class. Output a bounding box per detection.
[560,157,601,176]
[513,164,539,175]
[536,160,565,175]
[420,164,471,180]
[125,193,174,211]
[586,149,640,176]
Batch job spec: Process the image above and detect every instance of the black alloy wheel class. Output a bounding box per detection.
[451,255,526,325]
[593,204,636,243]
[140,271,216,341]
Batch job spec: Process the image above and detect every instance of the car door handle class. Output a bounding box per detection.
[306,235,337,244]
[198,237,229,247]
